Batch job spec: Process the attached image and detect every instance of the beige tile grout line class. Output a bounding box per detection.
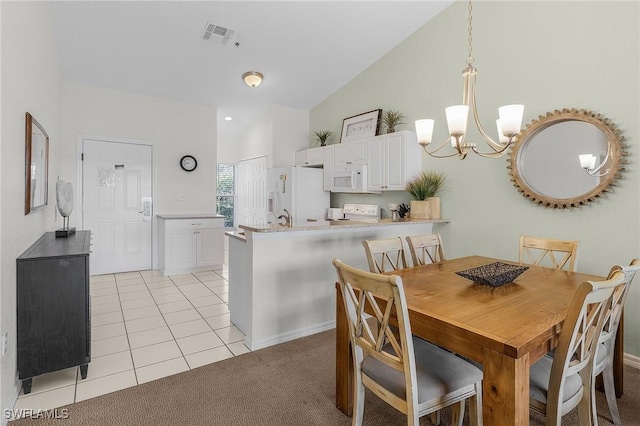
[114,271,142,393]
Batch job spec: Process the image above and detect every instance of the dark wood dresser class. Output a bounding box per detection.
[17,231,91,394]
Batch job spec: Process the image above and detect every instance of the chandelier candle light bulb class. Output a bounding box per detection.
[415,119,435,146]
[446,105,469,137]
[498,105,525,136]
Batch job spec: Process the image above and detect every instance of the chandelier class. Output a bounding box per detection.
[415,0,524,159]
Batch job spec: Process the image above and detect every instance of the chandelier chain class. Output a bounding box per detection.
[466,0,474,66]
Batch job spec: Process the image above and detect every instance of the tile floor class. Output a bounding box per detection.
[12,264,249,412]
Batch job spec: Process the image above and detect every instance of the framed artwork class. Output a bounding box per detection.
[340,109,382,143]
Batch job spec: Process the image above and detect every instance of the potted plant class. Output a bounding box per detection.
[405,170,446,219]
[313,130,333,147]
[382,109,406,133]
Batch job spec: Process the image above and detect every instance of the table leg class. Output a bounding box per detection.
[335,283,353,415]
[483,348,530,426]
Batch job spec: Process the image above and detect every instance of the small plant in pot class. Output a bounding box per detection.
[382,109,406,133]
[405,171,446,219]
[313,130,333,147]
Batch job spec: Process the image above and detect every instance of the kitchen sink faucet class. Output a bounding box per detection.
[278,209,293,227]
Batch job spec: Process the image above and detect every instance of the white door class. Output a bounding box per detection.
[82,139,153,275]
[235,156,266,227]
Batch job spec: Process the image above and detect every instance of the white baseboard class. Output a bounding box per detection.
[248,320,336,351]
[624,352,640,369]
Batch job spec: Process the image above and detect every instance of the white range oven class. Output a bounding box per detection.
[342,203,380,223]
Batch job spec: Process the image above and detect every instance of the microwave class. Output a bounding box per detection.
[328,165,380,194]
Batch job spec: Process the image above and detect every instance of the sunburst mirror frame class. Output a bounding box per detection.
[508,108,627,209]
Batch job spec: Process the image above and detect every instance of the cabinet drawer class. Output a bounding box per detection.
[163,218,224,231]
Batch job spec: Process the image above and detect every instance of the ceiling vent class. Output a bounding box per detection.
[202,22,235,44]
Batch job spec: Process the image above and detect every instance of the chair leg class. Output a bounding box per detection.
[352,374,365,426]
[450,400,464,426]
[577,386,593,426]
[430,411,440,425]
[602,364,622,426]
[469,383,483,426]
[407,409,419,426]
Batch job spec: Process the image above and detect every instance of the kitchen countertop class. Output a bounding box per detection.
[239,218,449,233]
[156,214,224,220]
[225,231,247,242]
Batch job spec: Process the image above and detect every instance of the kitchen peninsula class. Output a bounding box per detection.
[226,218,448,350]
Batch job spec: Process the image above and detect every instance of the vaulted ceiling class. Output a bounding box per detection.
[48,1,453,137]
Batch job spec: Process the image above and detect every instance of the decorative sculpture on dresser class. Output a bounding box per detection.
[55,180,76,237]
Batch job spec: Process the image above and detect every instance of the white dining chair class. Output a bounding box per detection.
[333,258,483,426]
[362,237,408,273]
[591,259,640,425]
[405,233,446,267]
[529,269,626,425]
[518,235,578,271]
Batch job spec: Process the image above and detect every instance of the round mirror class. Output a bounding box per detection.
[508,108,626,208]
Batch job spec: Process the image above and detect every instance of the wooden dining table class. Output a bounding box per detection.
[335,255,622,425]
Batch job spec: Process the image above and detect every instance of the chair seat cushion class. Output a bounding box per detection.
[530,355,583,405]
[361,337,482,404]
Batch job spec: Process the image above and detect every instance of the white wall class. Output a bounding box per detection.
[217,105,309,166]
[60,83,218,268]
[311,1,640,356]
[271,105,309,168]
[1,2,63,420]
[236,112,273,166]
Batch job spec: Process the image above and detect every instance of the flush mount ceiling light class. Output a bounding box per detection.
[224,116,233,121]
[242,71,263,88]
[415,0,524,159]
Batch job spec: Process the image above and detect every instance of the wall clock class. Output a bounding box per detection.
[180,155,197,172]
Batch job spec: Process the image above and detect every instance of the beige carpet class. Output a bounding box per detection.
[11,329,640,425]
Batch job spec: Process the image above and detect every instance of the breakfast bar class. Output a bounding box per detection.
[226,218,448,350]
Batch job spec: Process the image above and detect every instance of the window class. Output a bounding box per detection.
[216,164,234,227]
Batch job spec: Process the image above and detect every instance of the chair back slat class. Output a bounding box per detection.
[519,235,578,271]
[599,259,640,346]
[333,258,415,377]
[406,234,446,267]
[363,238,408,273]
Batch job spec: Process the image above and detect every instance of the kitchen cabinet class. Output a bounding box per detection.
[368,130,421,191]
[333,139,368,166]
[17,231,91,394]
[295,147,324,167]
[323,145,334,191]
[158,215,225,276]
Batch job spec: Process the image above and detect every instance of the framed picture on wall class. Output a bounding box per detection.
[340,109,382,143]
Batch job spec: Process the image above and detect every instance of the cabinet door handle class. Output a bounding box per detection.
[192,223,202,226]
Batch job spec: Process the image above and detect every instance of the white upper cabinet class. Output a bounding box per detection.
[323,145,335,191]
[295,147,324,167]
[333,139,368,166]
[367,130,421,191]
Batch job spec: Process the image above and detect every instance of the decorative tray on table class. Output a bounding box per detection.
[456,262,529,287]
